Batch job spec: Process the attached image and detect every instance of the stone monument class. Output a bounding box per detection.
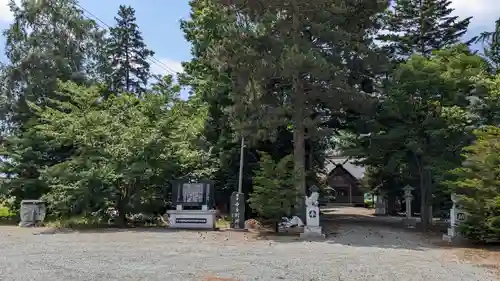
[19,200,46,227]
[300,186,325,239]
[166,180,217,229]
[442,193,468,242]
[402,185,417,228]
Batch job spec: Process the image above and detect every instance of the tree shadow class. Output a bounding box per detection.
[250,209,500,253]
[247,208,444,251]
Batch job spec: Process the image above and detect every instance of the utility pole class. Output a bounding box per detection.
[231,136,246,229]
[237,136,245,193]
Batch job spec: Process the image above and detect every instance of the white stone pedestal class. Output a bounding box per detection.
[300,206,325,239]
[166,209,217,229]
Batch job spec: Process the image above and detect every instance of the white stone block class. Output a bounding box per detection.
[300,226,325,239]
[306,206,320,227]
[166,210,217,229]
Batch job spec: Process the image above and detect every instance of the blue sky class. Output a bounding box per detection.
[0,0,499,79]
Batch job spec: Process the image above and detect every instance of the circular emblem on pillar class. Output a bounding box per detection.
[308,210,317,218]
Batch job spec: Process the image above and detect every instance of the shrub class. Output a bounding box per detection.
[446,126,500,242]
[248,152,297,232]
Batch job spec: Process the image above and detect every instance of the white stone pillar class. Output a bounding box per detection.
[301,189,325,239]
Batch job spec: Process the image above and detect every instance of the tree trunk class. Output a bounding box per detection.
[291,0,306,222]
[419,169,433,231]
[415,154,430,231]
[116,200,127,227]
[293,109,306,220]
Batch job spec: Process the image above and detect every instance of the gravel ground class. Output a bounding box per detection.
[0,219,496,281]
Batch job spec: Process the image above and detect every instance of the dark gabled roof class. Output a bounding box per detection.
[325,157,365,179]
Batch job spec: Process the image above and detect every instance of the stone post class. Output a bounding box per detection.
[402,185,416,228]
[230,191,245,229]
[443,193,468,242]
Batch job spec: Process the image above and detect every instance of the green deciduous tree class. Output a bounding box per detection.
[106,5,154,96]
[446,126,500,242]
[29,80,210,224]
[248,152,297,232]
[0,0,105,211]
[1,0,105,127]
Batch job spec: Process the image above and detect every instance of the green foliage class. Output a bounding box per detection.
[22,79,210,224]
[248,152,297,225]
[446,126,500,241]
[343,46,487,227]
[473,17,500,72]
[0,0,105,213]
[0,0,105,126]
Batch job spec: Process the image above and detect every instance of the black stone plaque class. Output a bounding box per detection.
[171,180,215,208]
[230,191,245,229]
[175,218,207,224]
[308,210,317,218]
[457,212,466,221]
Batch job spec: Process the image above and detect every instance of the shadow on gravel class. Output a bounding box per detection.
[253,209,500,254]
[248,208,443,251]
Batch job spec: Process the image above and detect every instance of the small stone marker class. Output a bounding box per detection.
[230,191,245,229]
[19,200,46,227]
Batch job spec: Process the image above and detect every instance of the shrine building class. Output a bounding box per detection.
[323,156,365,206]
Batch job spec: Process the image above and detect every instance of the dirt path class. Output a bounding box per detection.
[323,206,500,279]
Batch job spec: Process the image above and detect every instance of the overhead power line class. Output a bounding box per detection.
[74,2,179,76]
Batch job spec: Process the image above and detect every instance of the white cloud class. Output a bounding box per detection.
[451,0,500,29]
[151,58,184,77]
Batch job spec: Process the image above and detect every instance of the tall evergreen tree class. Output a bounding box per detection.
[380,0,471,60]
[214,0,388,218]
[474,17,500,73]
[106,5,154,96]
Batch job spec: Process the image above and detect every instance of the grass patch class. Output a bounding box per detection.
[0,204,17,225]
[43,216,110,229]
[216,216,231,229]
[44,215,169,230]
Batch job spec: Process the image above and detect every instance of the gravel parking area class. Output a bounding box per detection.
[0,221,496,281]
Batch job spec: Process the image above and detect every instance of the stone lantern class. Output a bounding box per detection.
[402,185,416,228]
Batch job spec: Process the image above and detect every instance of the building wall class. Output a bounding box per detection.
[327,167,364,205]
